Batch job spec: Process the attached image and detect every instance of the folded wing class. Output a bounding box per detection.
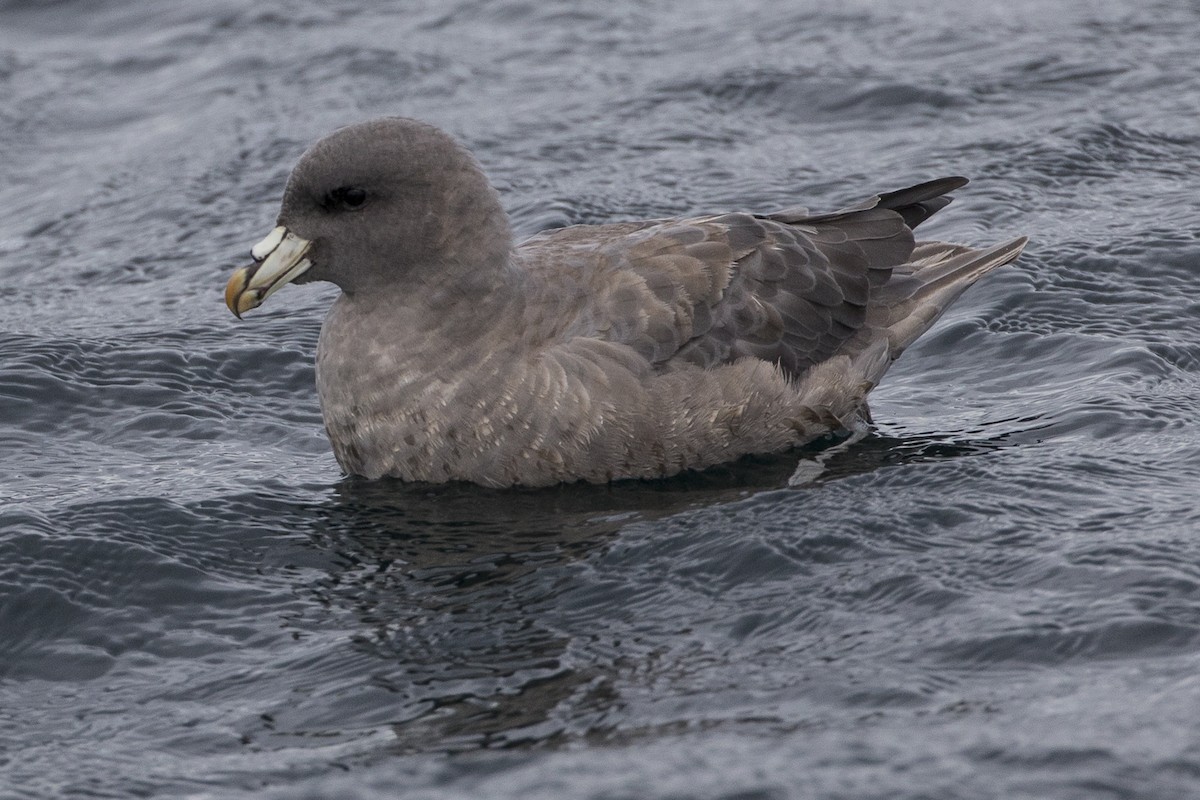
[520,177,1025,381]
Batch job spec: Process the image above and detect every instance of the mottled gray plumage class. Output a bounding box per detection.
[235,117,1027,487]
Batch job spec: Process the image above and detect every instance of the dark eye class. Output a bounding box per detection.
[325,186,368,211]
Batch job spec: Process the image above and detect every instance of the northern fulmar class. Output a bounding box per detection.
[224,117,1027,488]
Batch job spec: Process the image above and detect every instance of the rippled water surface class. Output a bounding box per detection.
[3,1,1200,797]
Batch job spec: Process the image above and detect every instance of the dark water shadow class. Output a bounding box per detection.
[295,423,1024,581]
[253,424,1024,755]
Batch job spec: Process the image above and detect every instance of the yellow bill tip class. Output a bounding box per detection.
[224,266,256,319]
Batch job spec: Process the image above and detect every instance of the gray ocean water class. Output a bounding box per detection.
[3,1,1200,797]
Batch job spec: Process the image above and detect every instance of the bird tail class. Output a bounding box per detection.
[791,236,1025,431]
[875,236,1028,358]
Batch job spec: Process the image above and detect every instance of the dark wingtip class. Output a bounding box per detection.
[876,176,968,209]
[877,176,971,230]
[765,176,972,228]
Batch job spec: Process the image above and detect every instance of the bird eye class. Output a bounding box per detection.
[325,186,368,211]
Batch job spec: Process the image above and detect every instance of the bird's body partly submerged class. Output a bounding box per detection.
[225,117,1027,488]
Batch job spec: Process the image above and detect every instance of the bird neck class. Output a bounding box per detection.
[336,252,527,344]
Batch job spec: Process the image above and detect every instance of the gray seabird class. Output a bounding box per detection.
[225,117,1027,487]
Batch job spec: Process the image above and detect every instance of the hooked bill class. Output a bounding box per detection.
[225,226,313,318]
